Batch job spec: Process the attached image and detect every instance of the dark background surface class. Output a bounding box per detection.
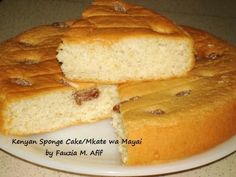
[0,0,236,45]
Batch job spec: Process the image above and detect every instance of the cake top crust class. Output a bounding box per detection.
[62,0,191,44]
[0,23,95,102]
[118,26,236,125]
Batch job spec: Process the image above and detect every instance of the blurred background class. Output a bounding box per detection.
[0,0,236,45]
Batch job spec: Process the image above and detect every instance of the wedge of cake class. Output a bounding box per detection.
[57,0,195,83]
[0,2,235,166]
[0,24,119,136]
[113,26,236,165]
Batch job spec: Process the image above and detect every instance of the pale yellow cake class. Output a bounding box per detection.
[0,23,119,136]
[57,0,194,83]
[113,26,236,165]
[0,1,235,167]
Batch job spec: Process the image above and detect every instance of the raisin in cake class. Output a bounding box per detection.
[113,26,236,165]
[57,0,194,83]
[0,23,119,136]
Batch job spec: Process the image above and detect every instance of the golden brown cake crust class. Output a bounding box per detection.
[63,0,191,43]
[118,26,236,165]
[58,0,194,83]
[0,24,96,97]
[0,2,235,165]
[0,22,96,135]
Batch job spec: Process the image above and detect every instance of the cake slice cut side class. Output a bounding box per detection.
[1,84,119,136]
[57,0,195,83]
[0,23,120,136]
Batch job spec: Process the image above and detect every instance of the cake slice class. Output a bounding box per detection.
[113,26,236,165]
[57,0,194,83]
[0,24,119,136]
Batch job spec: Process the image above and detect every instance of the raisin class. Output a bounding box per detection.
[149,109,165,115]
[18,41,33,48]
[129,96,140,101]
[11,78,32,86]
[112,96,140,113]
[113,2,127,13]
[175,90,191,97]
[52,22,69,28]
[113,104,120,113]
[207,53,220,60]
[73,88,100,105]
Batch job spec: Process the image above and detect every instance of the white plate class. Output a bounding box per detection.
[0,119,235,176]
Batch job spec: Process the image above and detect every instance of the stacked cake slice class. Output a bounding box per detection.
[57,0,194,83]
